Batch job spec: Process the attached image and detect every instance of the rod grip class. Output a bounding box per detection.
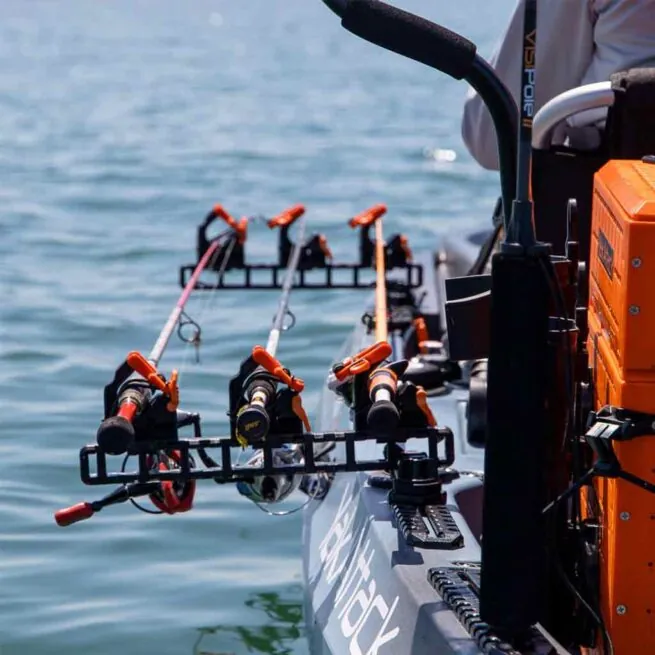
[236,401,270,443]
[236,380,275,444]
[96,412,136,455]
[54,502,94,527]
[341,0,477,81]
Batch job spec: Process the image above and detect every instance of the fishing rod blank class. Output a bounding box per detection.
[96,231,237,455]
[374,218,388,344]
[266,205,306,356]
[235,206,308,443]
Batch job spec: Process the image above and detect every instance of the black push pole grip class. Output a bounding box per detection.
[341,0,477,81]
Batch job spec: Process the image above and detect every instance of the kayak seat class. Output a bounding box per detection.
[532,67,655,264]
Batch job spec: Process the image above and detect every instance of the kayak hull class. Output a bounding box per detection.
[302,231,489,655]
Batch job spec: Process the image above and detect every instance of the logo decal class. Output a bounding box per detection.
[597,229,614,279]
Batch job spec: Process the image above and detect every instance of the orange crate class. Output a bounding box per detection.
[586,159,655,655]
[587,159,655,413]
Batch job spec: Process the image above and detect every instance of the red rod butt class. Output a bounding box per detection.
[54,502,94,527]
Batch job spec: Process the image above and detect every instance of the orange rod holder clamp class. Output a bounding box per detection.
[334,341,392,382]
[212,204,248,244]
[126,351,179,412]
[374,219,388,342]
[267,204,306,229]
[348,203,387,228]
[252,345,305,392]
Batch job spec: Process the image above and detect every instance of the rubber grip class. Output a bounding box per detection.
[96,415,136,455]
[367,399,400,435]
[236,404,270,443]
[342,0,477,81]
[54,502,94,527]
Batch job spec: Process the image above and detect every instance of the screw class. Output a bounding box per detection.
[629,305,640,315]
[632,257,642,268]
[616,605,627,615]
[620,512,631,521]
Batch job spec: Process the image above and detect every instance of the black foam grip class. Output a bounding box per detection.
[341,0,477,81]
[367,400,400,435]
[97,415,135,455]
[236,404,270,443]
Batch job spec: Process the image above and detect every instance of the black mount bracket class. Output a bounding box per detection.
[179,211,423,291]
[79,425,454,487]
[545,405,655,514]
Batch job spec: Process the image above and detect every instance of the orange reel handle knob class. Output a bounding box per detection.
[54,502,94,527]
[267,204,306,229]
[252,346,305,392]
[348,203,387,228]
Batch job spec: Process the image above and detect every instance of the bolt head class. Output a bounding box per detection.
[620,511,631,521]
[629,305,640,315]
[632,257,642,268]
[616,605,627,615]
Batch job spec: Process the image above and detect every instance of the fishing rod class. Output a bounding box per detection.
[374,217,388,344]
[233,205,309,446]
[95,220,243,457]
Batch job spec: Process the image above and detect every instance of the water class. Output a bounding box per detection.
[0,1,513,653]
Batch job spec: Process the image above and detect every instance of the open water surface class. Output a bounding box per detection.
[0,1,512,653]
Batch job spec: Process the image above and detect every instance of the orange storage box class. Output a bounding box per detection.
[588,159,655,413]
[586,159,655,655]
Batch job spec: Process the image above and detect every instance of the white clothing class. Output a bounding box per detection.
[461,0,655,170]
